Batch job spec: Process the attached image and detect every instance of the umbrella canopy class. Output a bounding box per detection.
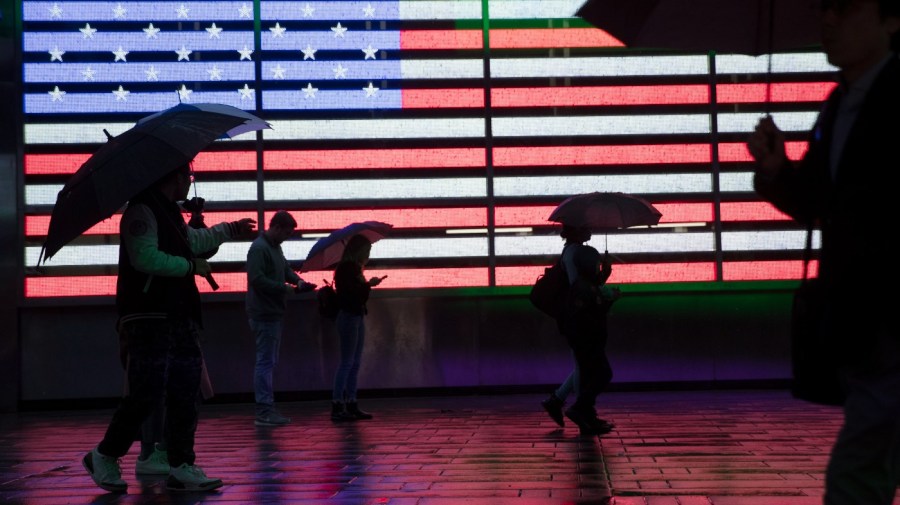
[575,0,821,55]
[548,192,662,230]
[41,103,271,262]
[301,221,393,272]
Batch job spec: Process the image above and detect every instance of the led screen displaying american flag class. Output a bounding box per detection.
[21,0,831,298]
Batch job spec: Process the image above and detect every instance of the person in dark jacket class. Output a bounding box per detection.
[557,244,619,436]
[541,225,614,429]
[330,234,384,421]
[747,1,900,503]
[246,210,316,427]
[82,163,255,493]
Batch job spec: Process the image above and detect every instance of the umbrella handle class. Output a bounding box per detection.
[204,273,219,291]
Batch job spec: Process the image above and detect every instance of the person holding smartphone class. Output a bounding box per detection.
[330,234,385,421]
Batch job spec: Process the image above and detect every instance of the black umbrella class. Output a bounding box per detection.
[41,103,270,263]
[575,0,822,106]
[575,0,821,56]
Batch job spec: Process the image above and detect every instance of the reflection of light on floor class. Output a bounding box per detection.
[2,393,841,502]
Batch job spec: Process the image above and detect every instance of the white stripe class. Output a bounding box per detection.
[399,0,482,20]
[27,177,489,206]
[30,237,490,267]
[265,118,485,140]
[718,172,754,193]
[495,232,716,255]
[24,122,260,145]
[721,230,821,252]
[493,114,711,137]
[490,56,710,78]
[400,59,484,79]
[487,0,584,19]
[717,112,818,134]
[715,53,835,74]
[263,178,488,200]
[493,174,712,197]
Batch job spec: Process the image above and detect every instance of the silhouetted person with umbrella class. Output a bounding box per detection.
[82,163,255,493]
[748,1,900,503]
[541,225,616,429]
[330,234,385,422]
[556,243,620,436]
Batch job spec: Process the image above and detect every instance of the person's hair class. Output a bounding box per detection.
[157,163,191,187]
[342,234,372,264]
[560,225,591,243]
[269,210,297,230]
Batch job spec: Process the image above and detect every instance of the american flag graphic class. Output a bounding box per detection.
[22,0,832,298]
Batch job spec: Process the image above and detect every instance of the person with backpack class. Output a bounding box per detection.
[553,234,620,435]
[330,234,385,422]
[246,210,316,427]
[540,225,618,433]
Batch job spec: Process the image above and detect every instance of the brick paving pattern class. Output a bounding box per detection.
[1,390,898,504]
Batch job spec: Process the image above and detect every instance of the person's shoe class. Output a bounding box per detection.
[82,448,127,493]
[330,402,354,422]
[346,401,373,420]
[541,394,565,427]
[166,463,223,491]
[585,416,615,435]
[254,411,291,427]
[566,406,614,435]
[135,444,170,475]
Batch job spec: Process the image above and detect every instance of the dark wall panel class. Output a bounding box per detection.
[19,289,793,403]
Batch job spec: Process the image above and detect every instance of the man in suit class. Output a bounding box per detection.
[747,1,900,503]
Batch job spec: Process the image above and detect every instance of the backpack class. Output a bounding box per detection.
[316,279,340,320]
[529,259,568,318]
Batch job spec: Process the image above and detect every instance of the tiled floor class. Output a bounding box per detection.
[0,389,896,504]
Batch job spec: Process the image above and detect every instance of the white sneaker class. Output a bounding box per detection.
[135,444,170,475]
[166,463,223,491]
[82,448,127,493]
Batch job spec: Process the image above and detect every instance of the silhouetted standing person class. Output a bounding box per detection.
[246,210,315,426]
[330,234,384,421]
[748,1,900,503]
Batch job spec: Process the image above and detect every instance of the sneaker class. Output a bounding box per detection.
[82,448,127,493]
[135,445,170,475]
[166,463,223,491]
[254,411,291,427]
[541,394,565,427]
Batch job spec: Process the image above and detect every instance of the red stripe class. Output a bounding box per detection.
[263,148,486,170]
[399,29,483,50]
[398,28,623,50]
[28,202,790,238]
[719,202,792,222]
[718,141,809,162]
[716,82,836,104]
[25,261,814,297]
[492,85,709,108]
[25,267,492,297]
[722,260,816,281]
[271,208,487,230]
[497,262,719,285]
[488,28,624,49]
[25,212,257,237]
[494,144,711,167]
[401,89,484,108]
[495,203,715,226]
[25,151,257,176]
